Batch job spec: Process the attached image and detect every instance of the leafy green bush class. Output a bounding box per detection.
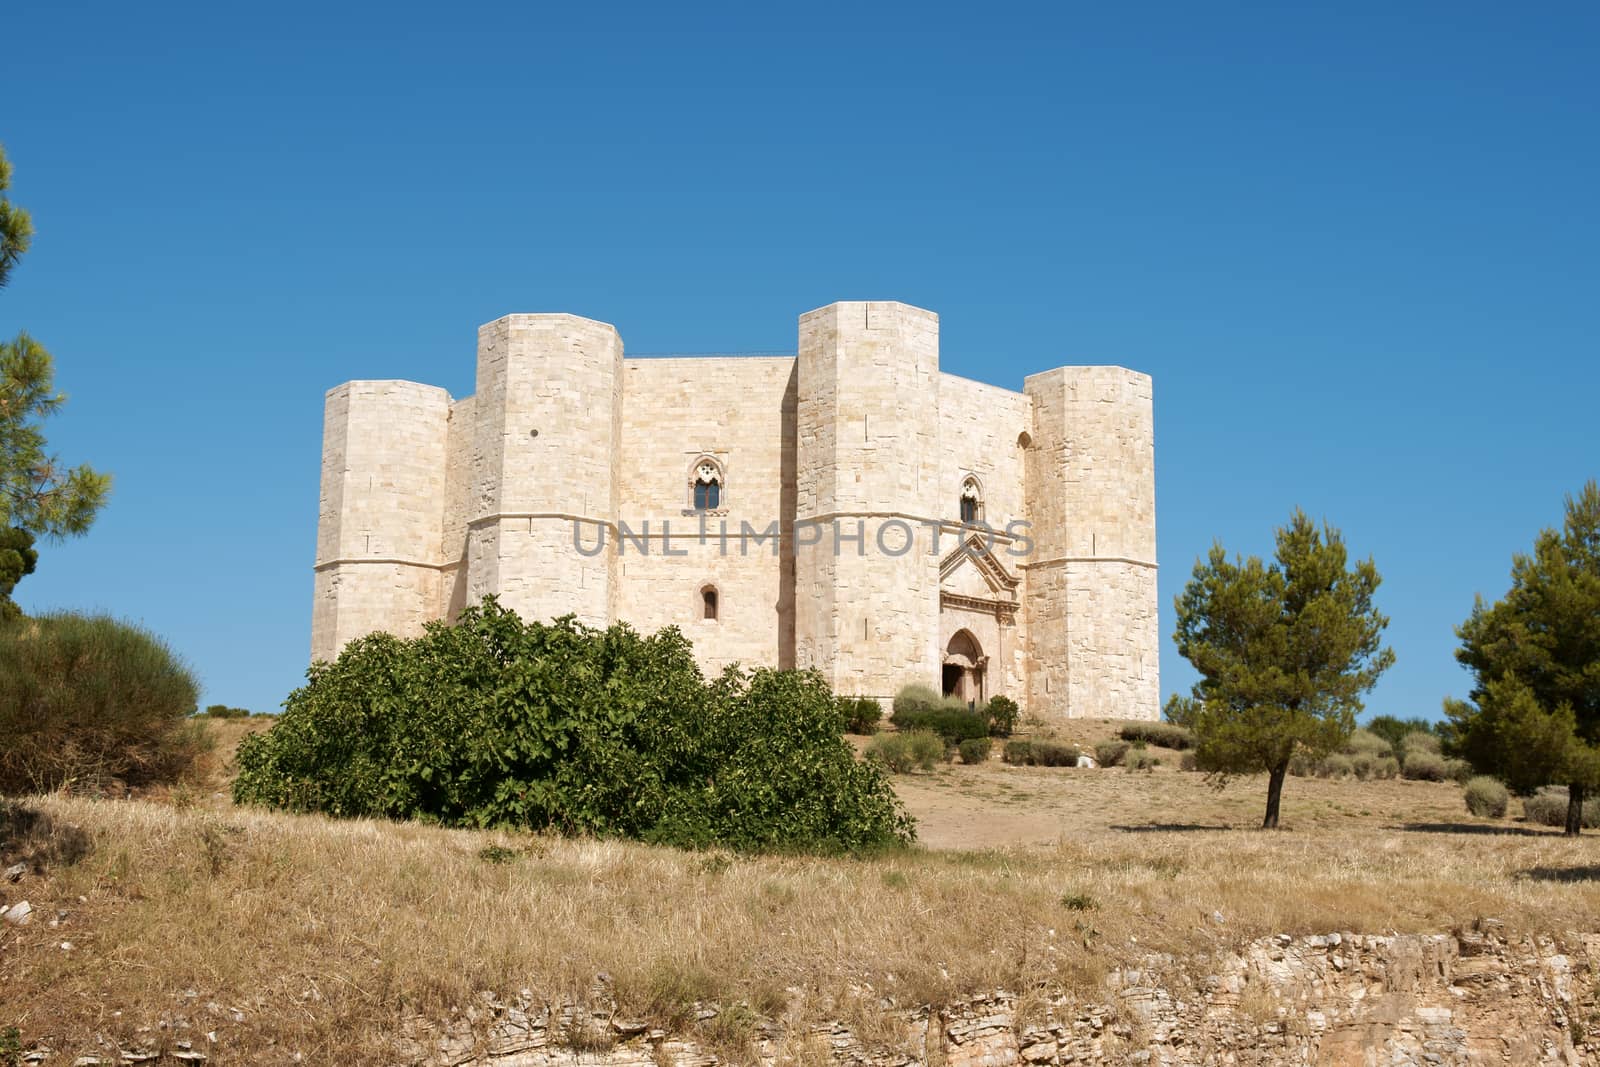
[1463,776,1509,818]
[958,737,991,764]
[1095,739,1130,767]
[836,696,882,735]
[1401,750,1447,781]
[1522,788,1600,829]
[1002,739,1079,767]
[984,695,1020,738]
[235,599,913,853]
[0,612,205,793]
[200,704,252,719]
[1117,721,1194,750]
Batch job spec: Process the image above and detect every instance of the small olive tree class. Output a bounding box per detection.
[1167,510,1394,829]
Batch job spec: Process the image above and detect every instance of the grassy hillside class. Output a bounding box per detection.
[5,714,1600,1063]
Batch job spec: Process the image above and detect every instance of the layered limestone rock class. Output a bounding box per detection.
[393,926,1598,1066]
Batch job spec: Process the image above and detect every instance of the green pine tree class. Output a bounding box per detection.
[1167,509,1395,829]
[0,144,110,619]
[1446,481,1600,836]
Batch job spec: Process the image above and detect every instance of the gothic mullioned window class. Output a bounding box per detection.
[960,476,982,524]
[692,460,723,510]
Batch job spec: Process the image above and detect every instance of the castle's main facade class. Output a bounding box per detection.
[312,301,1158,720]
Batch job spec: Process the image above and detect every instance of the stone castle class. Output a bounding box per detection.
[312,301,1158,720]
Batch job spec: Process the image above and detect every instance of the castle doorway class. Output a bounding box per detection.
[943,630,985,705]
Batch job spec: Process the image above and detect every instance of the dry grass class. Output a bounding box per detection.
[4,719,1600,1062]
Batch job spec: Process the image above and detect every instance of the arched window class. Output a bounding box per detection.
[959,476,982,524]
[701,585,719,621]
[691,460,722,510]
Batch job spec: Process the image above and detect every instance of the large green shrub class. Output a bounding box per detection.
[234,599,913,853]
[1463,776,1509,818]
[984,695,1020,738]
[0,613,204,793]
[1117,721,1194,750]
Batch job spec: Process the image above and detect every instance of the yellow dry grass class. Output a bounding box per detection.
[3,721,1599,1063]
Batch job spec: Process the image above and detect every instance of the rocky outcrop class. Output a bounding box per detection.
[395,923,1597,1066]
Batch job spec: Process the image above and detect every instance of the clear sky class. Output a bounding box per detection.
[4,1,1596,717]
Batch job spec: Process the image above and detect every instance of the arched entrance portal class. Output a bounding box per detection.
[942,630,987,705]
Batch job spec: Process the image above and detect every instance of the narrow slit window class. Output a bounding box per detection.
[702,587,719,621]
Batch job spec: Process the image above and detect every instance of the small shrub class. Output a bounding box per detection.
[1402,750,1447,782]
[201,704,252,719]
[1443,757,1473,785]
[1288,748,1316,777]
[1316,753,1355,779]
[1118,721,1194,750]
[1343,729,1393,758]
[1463,776,1509,818]
[1095,740,1130,767]
[958,737,991,764]
[1401,731,1441,760]
[1060,892,1097,911]
[1179,751,1198,772]
[891,684,942,722]
[984,695,1020,738]
[1365,715,1439,755]
[904,730,946,771]
[1522,787,1600,829]
[1348,751,1399,781]
[864,734,910,773]
[1001,739,1080,767]
[1124,746,1159,771]
[0,612,205,793]
[837,696,882,735]
[1033,740,1080,766]
[891,704,988,745]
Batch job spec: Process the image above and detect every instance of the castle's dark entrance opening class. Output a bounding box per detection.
[942,663,963,697]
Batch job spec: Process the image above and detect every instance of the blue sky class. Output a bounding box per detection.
[4,1,1596,717]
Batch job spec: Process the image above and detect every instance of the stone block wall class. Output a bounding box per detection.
[311,380,451,662]
[462,315,622,628]
[310,301,1159,721]
[795,302,943,698]
[1023,366,1158,720]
